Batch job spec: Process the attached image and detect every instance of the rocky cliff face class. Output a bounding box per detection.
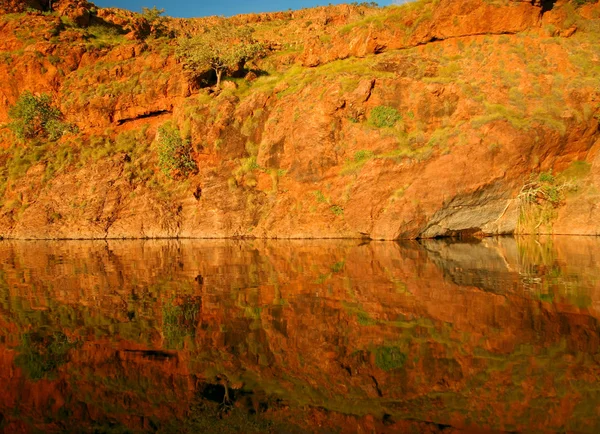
[0,0,599,239]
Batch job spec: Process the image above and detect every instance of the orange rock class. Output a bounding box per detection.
[1,0,600,239]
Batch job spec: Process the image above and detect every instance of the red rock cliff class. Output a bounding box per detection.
[0,0,599,239]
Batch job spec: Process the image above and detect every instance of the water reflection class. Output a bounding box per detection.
[0,237,599,433]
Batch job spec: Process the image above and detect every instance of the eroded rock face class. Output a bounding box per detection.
[0,0,599,239]
[0,0,43,13]
[54,0,93,27]
[299,0,546,67]
[0,0,92,15]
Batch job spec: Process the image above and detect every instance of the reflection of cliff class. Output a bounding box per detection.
[0,238,599,432]
[419,236,600,309]
[417,238,521,293]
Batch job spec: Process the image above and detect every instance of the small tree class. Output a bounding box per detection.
[142,5,165,22]
[141,6,166,36]
[7,91,71,141]
[177,22,264,89]
[157,122,197,178]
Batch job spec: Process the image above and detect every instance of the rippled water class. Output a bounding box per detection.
[0,237,599,433]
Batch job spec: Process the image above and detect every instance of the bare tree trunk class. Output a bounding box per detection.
[223,382,230,404]
[215,69,223,89]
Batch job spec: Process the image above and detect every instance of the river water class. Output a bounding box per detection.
[0,237,598,433]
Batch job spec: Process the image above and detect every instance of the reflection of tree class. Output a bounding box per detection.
[14,331,80,380]
[374,346,407,371]
[162,296,202,349]
[162,379,281,434]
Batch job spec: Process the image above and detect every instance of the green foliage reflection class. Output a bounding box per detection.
[14,331,80,380]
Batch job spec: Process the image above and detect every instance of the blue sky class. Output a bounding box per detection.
[92,1,406,18]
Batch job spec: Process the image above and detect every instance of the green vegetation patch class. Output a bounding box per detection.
[561,160,591,180]
[163,296,201,349]
[14,331,81,381]
[374,346,407,371]
[157,122,197,179]
[85,22,128,49]
[7,91,75,142]
[341,149,376,175]
[330,205,344,216]
[519,171,571,207]
[573,0,600,7]
[518,170,579,234]
[338,0,435,42]
[369,105,402,128]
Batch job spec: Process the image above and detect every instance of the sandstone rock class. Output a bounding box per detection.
[95,7,150,40]
[560,26,577,38]
[244,71,258,82]
[54,0,93,27]
[0,0,44,13]
[221,80,238,91]
[1,0,600,239]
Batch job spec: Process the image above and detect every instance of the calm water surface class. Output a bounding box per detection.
[0,237,599,433]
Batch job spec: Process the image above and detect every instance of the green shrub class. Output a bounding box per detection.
[157,122,197,179]
[538,172,555,184]
[331,261,345,272]
[46,119,77,140]
[142,6,165,23]
[86,23,125,45]
[341,149,377,175]
[519,171,574,207]
[44,142,76,181]
[331,205,344,216]
[7,91,72,141]
[354,149,374,162]
[369,105,402,128]
[4,144,47,179]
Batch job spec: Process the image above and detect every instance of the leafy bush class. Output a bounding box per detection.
[7,91,73,141]
[369,105,402,128]
[46,119,76,140]
[538,171,555,184]
[157,122,197,178]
